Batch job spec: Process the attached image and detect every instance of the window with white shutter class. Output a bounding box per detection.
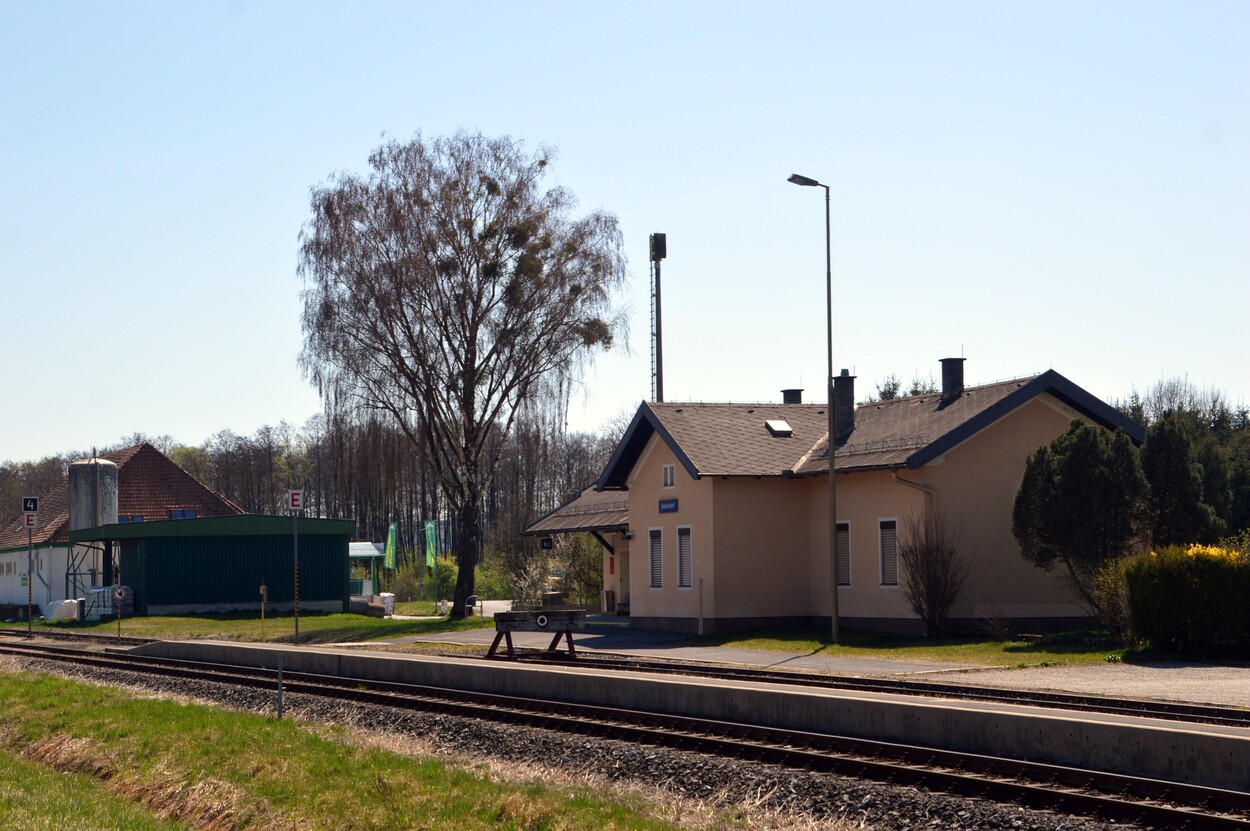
[880,519,898,586]
[836,522,850,586]
[678,526,692,588]
[649,529,663,588]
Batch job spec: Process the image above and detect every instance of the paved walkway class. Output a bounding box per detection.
[393,619,1250,708]
[402,623,997,678]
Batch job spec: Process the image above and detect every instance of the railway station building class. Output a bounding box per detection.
[528,360,1144,634]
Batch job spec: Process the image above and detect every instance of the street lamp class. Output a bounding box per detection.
[788,172,839,644]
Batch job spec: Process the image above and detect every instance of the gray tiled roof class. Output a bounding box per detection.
[525,487,629,534]
[596,370,1143,488]
[795,375,1039,475]
[644,402,832,477]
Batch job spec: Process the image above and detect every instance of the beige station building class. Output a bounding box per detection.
[528,359,1144,634]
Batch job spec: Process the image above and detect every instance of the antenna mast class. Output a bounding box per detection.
[649,233,667,402]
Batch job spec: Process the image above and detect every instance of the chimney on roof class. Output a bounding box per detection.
[833,369,855,441]
[781,388,803,405]
[941,357,966,403]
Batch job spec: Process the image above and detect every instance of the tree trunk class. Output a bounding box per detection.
[450,496,480,619]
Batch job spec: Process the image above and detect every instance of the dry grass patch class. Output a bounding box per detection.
[23,734,116,780]
[7,731,293,831]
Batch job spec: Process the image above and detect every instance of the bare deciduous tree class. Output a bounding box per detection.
[298,130,627,617]
[898,506,969,636]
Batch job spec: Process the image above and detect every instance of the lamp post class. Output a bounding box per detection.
[788,172,839,644]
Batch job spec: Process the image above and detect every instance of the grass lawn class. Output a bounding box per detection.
[0,610,495,645]
[683,626,1146,668]
[0,667,705,831]
[393,599,443,616]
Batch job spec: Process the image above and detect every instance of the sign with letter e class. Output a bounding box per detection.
[22,496,38,528]
[288,490,304,511]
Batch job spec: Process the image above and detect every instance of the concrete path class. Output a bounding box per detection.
[403,622,979,676]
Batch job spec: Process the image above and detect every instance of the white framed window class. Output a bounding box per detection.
[662,463,676,488]
[649,528,663,588]
[836,522,851,586]
[879,519,899,586]
[677,526,692,588]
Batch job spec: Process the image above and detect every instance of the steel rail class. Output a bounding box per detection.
[506,651,1250,728]
[0,627,154,647]
[3,640,1249,829]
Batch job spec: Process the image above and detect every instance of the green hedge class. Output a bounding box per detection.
[1125,545,1250,656]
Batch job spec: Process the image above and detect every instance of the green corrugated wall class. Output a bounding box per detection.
[118,533,349,614]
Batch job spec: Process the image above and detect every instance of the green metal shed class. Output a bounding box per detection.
[69,515,354,616]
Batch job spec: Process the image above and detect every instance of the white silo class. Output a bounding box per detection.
[69,458,119,531]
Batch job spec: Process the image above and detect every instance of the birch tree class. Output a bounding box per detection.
[298,130,627,616]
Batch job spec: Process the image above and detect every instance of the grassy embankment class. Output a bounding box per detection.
[0,609,494,645]
[0,745,184,831]
[0,666,720,831]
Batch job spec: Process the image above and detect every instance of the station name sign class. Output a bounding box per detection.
[658,498,678,514]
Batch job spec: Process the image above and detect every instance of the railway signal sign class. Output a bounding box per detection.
[23,497,37,636]
[288,490,304,512]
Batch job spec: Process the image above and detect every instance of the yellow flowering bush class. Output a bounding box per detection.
[1126,544,1250,656]
[1180,543,1244,561]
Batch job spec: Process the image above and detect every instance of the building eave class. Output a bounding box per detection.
[905,369,1144,469]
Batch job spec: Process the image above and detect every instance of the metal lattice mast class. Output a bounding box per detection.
[649,233,666,402]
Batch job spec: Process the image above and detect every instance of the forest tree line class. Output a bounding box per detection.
[0,400,625,588]
[4,375,1250,600]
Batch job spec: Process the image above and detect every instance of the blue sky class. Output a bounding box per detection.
[2,1,1247,462]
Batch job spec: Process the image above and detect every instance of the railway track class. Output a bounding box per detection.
[3,637,1249,829]
[0,626,155,647]
[505,649,1250,728]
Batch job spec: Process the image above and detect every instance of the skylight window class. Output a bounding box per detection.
[765,419,793,437]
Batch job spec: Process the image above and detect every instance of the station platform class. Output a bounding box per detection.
[399,622,1250,709]
[131,637,1250,793]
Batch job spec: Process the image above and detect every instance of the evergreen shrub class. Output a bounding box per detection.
[1125,544,1250,656]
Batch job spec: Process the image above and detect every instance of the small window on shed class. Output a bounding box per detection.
[118,515,129,524]
[169,509,198,519]
[765,419,793,437]
[132,515,144,523]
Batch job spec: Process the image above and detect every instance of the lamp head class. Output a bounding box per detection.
[787,173,822,187]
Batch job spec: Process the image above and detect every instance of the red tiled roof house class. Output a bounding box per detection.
[0,443,243,615]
